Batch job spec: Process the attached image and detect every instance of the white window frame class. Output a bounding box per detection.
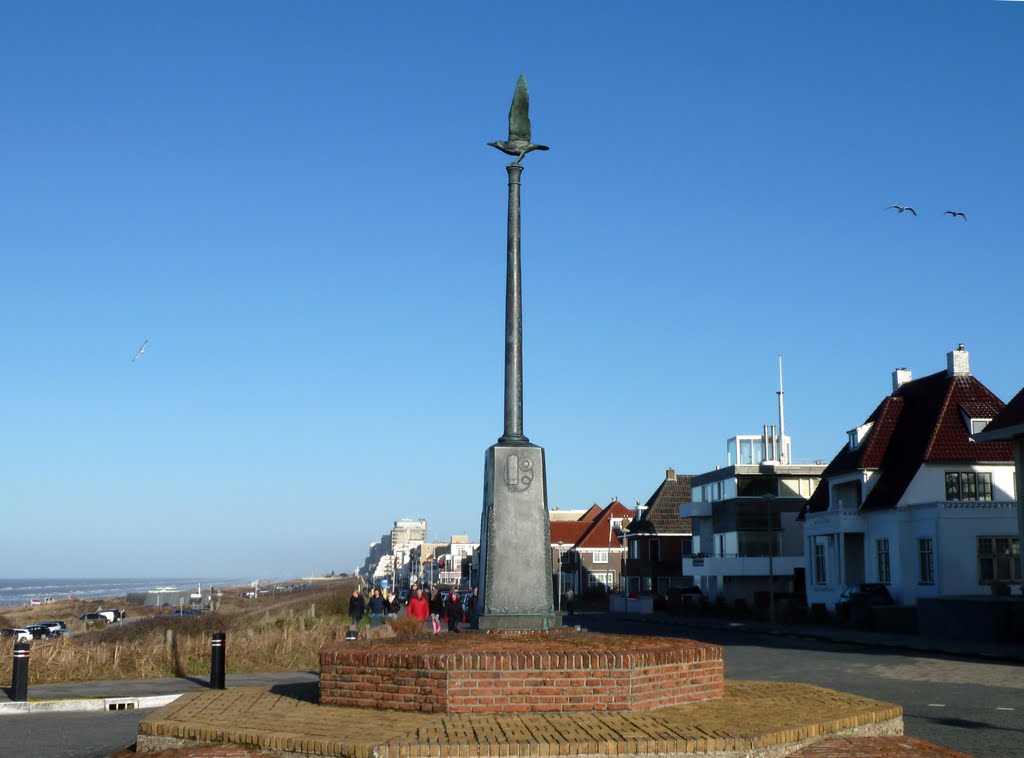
[977,536,1021,585]
[587,571,615,588]
[592,549,609,564]
[919,538,934,585]
[877,539,891,584]
[814,542,826,585]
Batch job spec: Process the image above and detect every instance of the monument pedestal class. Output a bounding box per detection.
[477,441,558,631]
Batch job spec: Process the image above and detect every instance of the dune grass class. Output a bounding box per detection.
[0,579,413,685]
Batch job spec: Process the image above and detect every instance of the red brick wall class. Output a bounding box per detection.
[320,636,724,713]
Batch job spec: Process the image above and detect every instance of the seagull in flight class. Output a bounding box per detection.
[132,339,149,362]
[887,205,917,215]
[944,210,967,220]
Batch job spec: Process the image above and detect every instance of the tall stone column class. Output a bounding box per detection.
[477,78,558,631]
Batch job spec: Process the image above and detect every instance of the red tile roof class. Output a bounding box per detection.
[579,504,604,522]
[805,370,1013,514]
[576,501,633,549]
[976,385,1024,440]
[549,520,591,546]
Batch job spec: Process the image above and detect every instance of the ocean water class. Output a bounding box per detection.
[0,578,251,608]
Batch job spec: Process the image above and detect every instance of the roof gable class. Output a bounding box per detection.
[807,370,1013,514]
[576,501,632,549]
[634,472,693,535]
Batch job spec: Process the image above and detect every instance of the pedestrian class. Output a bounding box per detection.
[385,590,400,619]
[566,586,575,617]
[445,589,461,633]
[406,587,429,625]
[428,586,444,635]
[368,588,387,627]
[348,588,366,626]
[467,587,480,628]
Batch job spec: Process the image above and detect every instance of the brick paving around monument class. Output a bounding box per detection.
[136,680,914,756]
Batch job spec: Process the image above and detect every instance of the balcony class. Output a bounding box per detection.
[680,501,712,518]
[683,554,804,577]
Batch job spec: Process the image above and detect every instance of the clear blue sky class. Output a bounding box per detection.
[3,2,1022,579]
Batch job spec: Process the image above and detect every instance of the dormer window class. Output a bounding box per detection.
[847,422,873,450]
[971,418,991,435]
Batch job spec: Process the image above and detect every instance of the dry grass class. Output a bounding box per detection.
[0,580,371,685]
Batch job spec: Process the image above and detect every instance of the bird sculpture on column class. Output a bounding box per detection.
[488,75,549,165]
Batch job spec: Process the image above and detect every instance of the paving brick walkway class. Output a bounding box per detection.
[137,680,907,756]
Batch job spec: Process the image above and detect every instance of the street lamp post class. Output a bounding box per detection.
[557,542,565,611]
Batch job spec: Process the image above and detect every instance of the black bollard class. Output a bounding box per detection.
[12,642,29,702]
[210,632,226,690]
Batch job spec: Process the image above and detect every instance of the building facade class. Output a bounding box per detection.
[682,436,823,606]
[802,347,1017,609]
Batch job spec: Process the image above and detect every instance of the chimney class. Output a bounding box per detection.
[947,344,970,377]
[892,368,912,393]
[666,468,676,481]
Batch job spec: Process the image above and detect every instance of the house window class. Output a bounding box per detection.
[814,543,826,585]
[876,539,891,584]
[629,540,638,560]
[978,537,1021,584]
[593,549,609,564]
[971,418,991,435]
[848,431,858,450]
[919,538,934,585]
[588,571,614,589]
[945,471,993,501]
[649,539,661,562]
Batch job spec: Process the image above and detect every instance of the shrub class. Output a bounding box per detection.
[388,615,428,640]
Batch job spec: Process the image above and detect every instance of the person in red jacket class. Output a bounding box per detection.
[406,587,430,623]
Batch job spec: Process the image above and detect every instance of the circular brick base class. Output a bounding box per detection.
[319,631,723,713]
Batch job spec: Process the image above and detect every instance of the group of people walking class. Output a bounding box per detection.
[348,584,478,633]
[347,587,403,627]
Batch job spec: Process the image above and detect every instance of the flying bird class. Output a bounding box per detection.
[488,75,549,165]
[887,205,917,215]
[944,210,967,220]
[132,339,149,362]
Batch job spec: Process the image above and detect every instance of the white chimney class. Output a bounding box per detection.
[892,368,912,393]
[947,344,970,377]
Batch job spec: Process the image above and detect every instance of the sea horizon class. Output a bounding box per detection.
[0,576,290,609]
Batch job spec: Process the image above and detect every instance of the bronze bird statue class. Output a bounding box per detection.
[887,204,917,216]
[488,75,549,165]
[944,210,967,220]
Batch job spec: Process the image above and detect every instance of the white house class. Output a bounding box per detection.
[802,346,1018,609]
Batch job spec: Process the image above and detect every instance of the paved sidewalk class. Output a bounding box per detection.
[0,671,318,714]
[135,680,904,756]
[608,611,1024,662]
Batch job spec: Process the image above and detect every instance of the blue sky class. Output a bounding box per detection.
[3,2,1022,579]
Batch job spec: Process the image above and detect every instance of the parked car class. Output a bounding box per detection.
[78,609,125,623]
[36,620,68,634]
[1,628,33,643]
[168,609,203,617]
[836,583,894,607]
[25,624,63,640]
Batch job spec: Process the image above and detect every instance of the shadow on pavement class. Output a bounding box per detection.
[270,681,319,703]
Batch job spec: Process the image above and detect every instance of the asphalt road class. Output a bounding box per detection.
[586,616,1024,758]
[2,619,1021,757]
[0,707,152,758]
